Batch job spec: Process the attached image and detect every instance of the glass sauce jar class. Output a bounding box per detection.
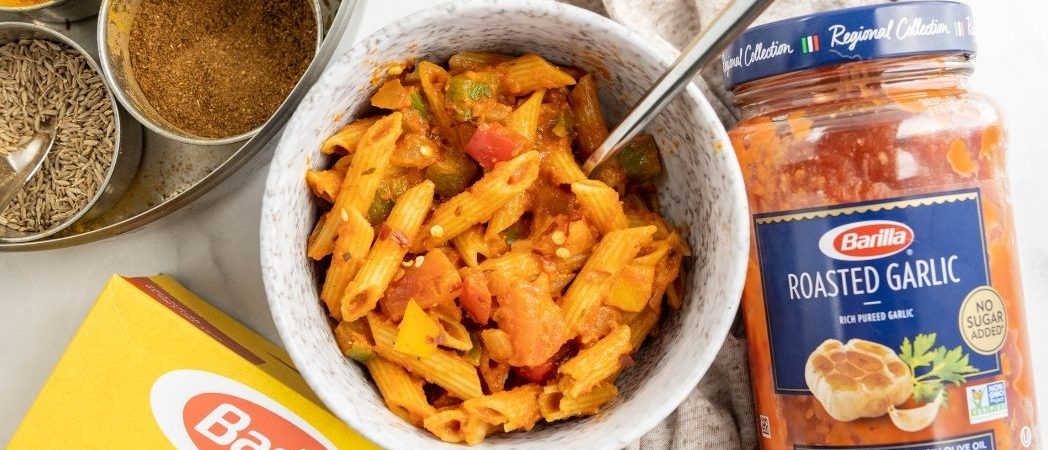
[723,2,1039,449]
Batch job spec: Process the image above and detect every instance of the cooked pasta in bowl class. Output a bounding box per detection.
[261,1,748,449]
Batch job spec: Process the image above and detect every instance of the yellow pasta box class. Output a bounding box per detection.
[9,275,377,450]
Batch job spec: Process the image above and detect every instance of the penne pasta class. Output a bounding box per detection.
[549,252,589,293]
[450,224,490,267]
[479,352,510,393]
[321,116,380,155]
[632,240,672,267]
[652,247,684,310]
[649,275,673,311]
[668,230,693,256]
[559,226,656,334]
[423,409,468,444]
[480,328,513,362]
[543,140,588,185]
[448,51,512,71]
[576,305,624,345]
[332,153,353,174]
[571,180,629,234]
[558,325,631,397]
[462,384,543,432]
[366,357,435,427]
[506,89,545,142]
[412,151,540,251]
[320,208,374,319]
[475,245,541,281]
[418,61,456,142]
[663,233,689,310]
[666,280,683,309]
[569,73,608,156]
[305,169,342,203]
[433,299,463,322]
[499,54,577,96]
[423,408,494,445]
[460,413,496,445]
[539,382,618,422]
[340,180,434,321]
[308,112,403,260]
[431,308,474,352]
[485,191,529,241]
[625,304,662,351]
[368,314,484,400]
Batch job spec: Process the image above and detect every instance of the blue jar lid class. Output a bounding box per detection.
[722,1,976,89]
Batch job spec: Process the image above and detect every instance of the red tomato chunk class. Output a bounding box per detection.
[465,122,527,170]
[460,271,493,325]
[493,278,568,367]
[381,249,462,322]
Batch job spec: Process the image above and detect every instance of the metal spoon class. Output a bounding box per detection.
[0,117,57,211]
[582,0,774,174]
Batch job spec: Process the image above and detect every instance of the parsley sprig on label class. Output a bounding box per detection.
[899,333,979,403]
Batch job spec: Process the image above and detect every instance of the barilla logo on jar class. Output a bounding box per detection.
[150,369,336,450]
[817,220,914,261]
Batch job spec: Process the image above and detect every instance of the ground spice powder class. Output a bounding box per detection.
[129,0,316,139]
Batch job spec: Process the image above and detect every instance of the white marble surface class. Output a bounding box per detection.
[0,0,1045,445]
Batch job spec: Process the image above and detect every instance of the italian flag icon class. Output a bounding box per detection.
[801,34,821,53]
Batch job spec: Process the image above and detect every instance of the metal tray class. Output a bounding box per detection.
[0,0,363,251]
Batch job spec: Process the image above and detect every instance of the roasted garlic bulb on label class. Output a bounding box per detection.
[805,339,912,421]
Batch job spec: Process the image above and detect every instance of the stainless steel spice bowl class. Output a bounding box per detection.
[0,1,60,13]
[97,0,324,146]
[0,0,103,23]
[0,22,142,243]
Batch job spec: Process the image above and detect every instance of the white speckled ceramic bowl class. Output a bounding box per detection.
[261,1,749,448]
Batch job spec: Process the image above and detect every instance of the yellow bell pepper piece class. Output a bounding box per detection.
[393,299,441,358]
[604,264,655,312]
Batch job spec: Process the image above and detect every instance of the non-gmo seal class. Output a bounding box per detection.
[959,286,1007,355]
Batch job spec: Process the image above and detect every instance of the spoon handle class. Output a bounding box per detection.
[0,119,57,211]
[582,0,774,174]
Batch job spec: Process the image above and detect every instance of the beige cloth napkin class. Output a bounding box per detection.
[556,1,878,448]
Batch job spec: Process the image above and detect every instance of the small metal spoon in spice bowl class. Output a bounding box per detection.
[0,117,57,211]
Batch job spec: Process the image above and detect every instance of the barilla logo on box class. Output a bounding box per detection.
[818,220,914,261]
[151,369,336,450]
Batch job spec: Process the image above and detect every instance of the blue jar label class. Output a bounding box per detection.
[753,189,1000,394]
